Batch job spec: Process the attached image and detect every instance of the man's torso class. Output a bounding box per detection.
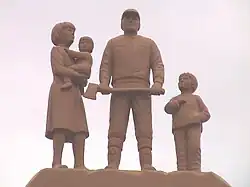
[110,35,153,88]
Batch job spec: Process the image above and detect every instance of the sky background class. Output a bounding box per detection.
[1,0,250,186]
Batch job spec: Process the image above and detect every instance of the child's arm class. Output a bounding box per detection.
[195,95,211,123]
[164,97,180,114]
[65,49,89,59]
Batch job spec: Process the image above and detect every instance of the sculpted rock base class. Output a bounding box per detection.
[26,168,231,187]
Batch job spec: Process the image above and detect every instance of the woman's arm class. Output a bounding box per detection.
[51,47,80,78]
[65,49,89,59]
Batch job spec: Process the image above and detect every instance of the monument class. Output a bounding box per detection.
[26,9,232,187]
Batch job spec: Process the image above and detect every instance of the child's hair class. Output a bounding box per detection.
[79,36,94,50]
[178,72,198,93]
[51,22,75,46]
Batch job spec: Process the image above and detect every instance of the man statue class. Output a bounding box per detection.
[99,9,165,170]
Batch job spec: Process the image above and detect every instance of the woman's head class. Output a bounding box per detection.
[51,22,76,47]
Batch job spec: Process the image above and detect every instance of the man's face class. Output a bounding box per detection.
[121,12,140,32]
[61,26,75,46]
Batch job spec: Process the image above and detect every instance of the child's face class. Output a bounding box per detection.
[178,75,192,91]
[79,39,93,52]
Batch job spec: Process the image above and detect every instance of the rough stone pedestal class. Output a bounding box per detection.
[26,168,231,187]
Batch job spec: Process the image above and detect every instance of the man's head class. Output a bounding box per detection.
[78,36,94,53]
[51,22,75,47]
[121,9,140,34]
[178,72,198,93]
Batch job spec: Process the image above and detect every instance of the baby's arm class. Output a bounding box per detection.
[164,96,180,114]
[195,95,211,122]
[65,49,89,59]
[69,64,89,78]
[69,64,84,70]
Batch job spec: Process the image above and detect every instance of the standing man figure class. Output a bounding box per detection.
[99,9,165,170]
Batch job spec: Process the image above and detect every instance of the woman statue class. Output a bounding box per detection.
[46,22,89,169]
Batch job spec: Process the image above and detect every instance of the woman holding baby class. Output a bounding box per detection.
[45,22,91,169]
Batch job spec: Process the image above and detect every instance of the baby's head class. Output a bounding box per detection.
[78,36,94,53]
[178,72,198,93]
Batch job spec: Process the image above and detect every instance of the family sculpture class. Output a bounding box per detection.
[46,9,210,172]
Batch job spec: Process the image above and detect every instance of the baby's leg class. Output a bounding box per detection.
[79,79,88,95]
[79,85,84,95]
[61,77,73,90]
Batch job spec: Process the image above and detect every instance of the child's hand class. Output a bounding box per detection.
[190,112,203,123]
[175,98,186,105]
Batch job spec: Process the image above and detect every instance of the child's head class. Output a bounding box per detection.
[78,36,94,53]
[178,72,198,93]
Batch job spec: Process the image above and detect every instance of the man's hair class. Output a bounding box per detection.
[51,22,75,46]
[121,9,140,20]
[178,72,198,93]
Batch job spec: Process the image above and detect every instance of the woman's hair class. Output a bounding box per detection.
[51,22,75,46]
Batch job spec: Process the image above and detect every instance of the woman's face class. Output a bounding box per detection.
[61,26,75,47]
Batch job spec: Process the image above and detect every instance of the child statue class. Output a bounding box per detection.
[164,72,211,172]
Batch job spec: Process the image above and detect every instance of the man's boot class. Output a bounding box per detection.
[139,148,156,171]
[137,138,156,171]
[105,137,123,169]
[105,146,122,169]
[73,134,87,169]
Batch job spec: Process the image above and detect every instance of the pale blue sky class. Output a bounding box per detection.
[1,0,250,186]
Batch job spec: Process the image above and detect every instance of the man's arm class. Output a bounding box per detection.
[150,40,165,87]
[99,40,112,85]
[51,47,79,77]
[196,95,211,123]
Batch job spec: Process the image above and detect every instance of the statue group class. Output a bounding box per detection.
[46,9,210,173]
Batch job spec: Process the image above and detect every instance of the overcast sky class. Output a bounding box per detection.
[1,0,250,186]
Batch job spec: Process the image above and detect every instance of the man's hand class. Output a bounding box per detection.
[150,82,164,95]
[99,83,111,95]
